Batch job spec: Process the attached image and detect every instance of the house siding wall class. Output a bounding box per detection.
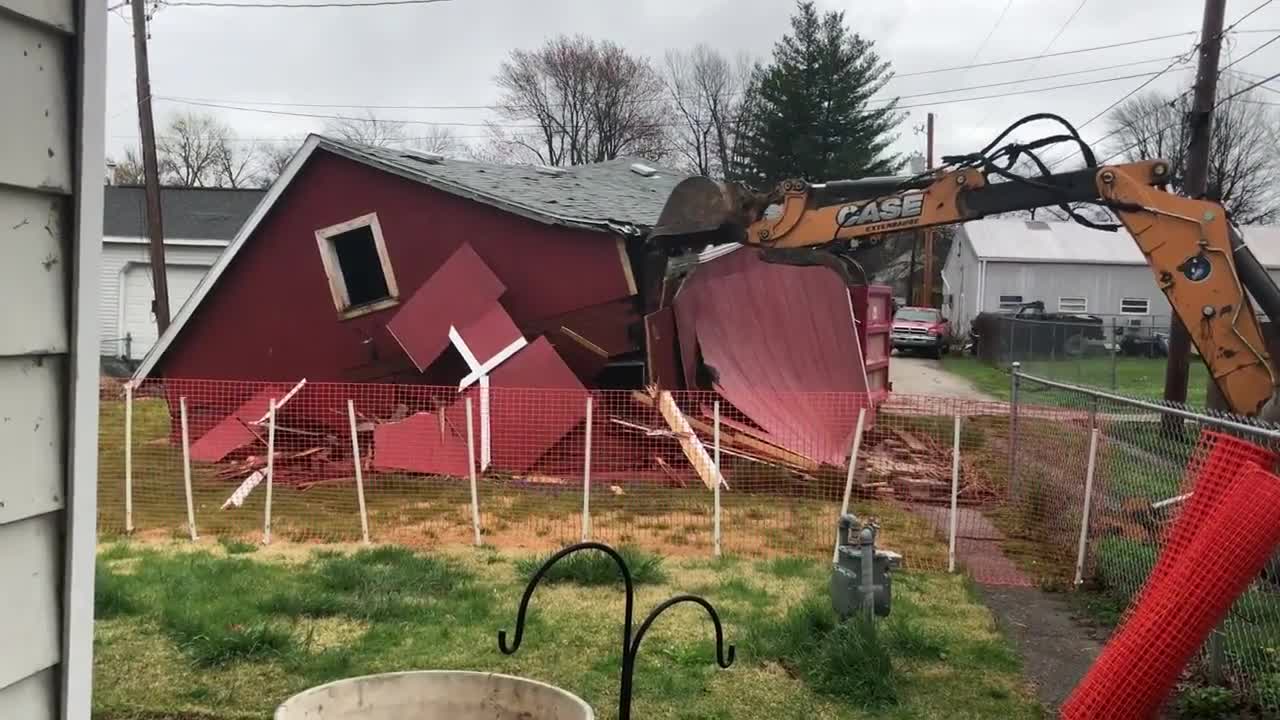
[980,262,1174,319]
[0,0,99,714]
[155,150,635,382]
[99,241,224,356]
[941,233,981,331]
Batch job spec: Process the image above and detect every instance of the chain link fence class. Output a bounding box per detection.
[973,314,1175,391]
[1011,367,1280,712]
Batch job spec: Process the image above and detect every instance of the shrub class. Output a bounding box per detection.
[1176,685,1240,719]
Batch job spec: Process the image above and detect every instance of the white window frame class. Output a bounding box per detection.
[1120,297,1150,315]
[1058,296,1088,313]
[998,294,1024,311]
[314,212,400,319]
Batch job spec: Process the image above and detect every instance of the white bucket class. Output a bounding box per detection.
[274,670,595,720]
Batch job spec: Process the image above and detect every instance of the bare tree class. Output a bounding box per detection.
[213,140,262,189]
[108,147,146,184]
[157,112,230,187]
[260,137,304,185]
[410,125,462,157]
[493,34,670,166]
[662,45,752,178]
[1107,80,1280,224]
[324,110,408,147]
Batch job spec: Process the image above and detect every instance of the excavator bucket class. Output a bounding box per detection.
[650,176,753,249]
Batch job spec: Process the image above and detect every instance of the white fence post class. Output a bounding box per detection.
[948,414,962,573]
[465,398,483,547]
[124,382,134,534]
[713,400,722,558]
[1074,427,1101,586]
[179,397,197,541]
[834,407,868,564]
[263,398,277,545]
[581,396,593,542]
[347,400,371,545]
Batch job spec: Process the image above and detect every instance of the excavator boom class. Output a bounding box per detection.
[649,128,1280,417]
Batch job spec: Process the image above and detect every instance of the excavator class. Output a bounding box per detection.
[648,114,1280,419]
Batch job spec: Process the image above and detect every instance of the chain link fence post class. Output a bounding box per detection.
[1009,362,1021,498]
[1111,317,1119,390]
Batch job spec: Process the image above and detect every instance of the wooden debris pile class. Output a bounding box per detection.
[855,428,998,506]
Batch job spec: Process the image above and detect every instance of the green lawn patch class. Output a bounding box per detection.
[515,545,667,586]
[942,355,1211,404]
[94,544,1043,720]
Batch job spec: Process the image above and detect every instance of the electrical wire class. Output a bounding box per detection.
[153,70,1193,130]
[894,31,1195,78]
[156,0,450,7]
[1219,32,1280,73]
[965,0,1017,69]
[157,55,1186,114]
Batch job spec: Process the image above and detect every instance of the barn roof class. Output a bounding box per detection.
[104,185,265,240]
[319,137,687,234]
[961,218,1280,268]
[130,135,685,382]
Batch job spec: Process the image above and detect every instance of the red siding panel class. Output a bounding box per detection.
[387,243,506,371]
[373,411,469,477]
[456,303,523,365]
[155,150,633,383]
[673,249,872,465]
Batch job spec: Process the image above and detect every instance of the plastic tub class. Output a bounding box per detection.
[274,670,595,720]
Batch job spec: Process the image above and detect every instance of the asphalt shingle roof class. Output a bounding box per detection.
[319,137,688,234]
[104,186,266,240]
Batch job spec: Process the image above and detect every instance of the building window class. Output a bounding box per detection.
[998,294,1024,311]
[1121,297,1150,315]
[315,213,399,318]
[1058,297,1088,313]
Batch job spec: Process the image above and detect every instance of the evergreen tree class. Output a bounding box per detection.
[734,1,902,185]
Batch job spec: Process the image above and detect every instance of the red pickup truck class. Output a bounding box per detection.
[892,306,951,358]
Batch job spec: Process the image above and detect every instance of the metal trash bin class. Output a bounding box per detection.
[274,670,595,720]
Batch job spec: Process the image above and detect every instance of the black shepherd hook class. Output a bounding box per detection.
[497,542,735,720]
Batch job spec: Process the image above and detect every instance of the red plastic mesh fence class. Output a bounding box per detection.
[1062,461,1280,719]
[98,377,1063,575]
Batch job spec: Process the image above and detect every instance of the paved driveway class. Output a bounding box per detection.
[889,354,995,400]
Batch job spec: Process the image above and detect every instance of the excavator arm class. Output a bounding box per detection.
[651,155,1280,417]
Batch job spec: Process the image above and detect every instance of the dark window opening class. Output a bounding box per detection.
[331,225,390,307]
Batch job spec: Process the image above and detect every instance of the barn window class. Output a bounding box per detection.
[1121,297,1150,315]
[1058,297,1088,313]
[315,213,399,318]
[998,294,1024,310]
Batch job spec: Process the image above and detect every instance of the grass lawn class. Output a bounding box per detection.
[93,542,1044,720]
[941,355,1211,405]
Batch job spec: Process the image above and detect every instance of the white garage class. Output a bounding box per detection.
[102,186,264,360]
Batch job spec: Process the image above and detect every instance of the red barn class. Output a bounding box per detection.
[131,135,882,477]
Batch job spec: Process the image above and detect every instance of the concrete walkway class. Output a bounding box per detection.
[889,355,996,400]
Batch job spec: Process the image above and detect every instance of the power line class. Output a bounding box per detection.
[153,70,1194,131]
[157,55,1185,114]
[1047,0,1277,168]
[156,0,450,7]
[966,0,1016,68]
[1219,32,1280,72]
[972,0,1088,126]
[894,31,1195,78]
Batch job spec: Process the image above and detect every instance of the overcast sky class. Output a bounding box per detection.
[104,0,1280,173]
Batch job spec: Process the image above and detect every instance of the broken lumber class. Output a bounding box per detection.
[652,390,726,491]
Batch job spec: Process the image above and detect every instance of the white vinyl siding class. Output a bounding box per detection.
[1058,297,1088,313]
[1121,297,1150,315]
[0,0,103,716]
[99,241,223,357]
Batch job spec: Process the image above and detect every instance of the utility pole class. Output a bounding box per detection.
[1163,0,1225,416]
[131,0,171,332]
[921,113,936,307]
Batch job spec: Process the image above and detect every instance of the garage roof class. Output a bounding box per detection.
[962,219,1280,268]
[104,186,265,240]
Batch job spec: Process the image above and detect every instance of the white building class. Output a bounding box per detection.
[1,0,103,715]
[102,186,263,360]
[942,218,1280,332]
